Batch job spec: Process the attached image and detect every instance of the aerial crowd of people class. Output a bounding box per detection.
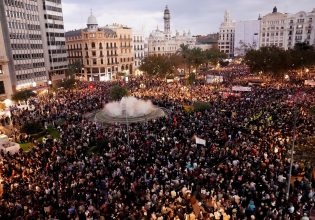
[0,64,314,219]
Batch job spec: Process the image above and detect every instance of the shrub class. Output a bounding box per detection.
[193,102,211,112]
[21,122,44,135]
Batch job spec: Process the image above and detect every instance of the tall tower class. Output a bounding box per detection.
[224,10,232,24]
[163,5,171,35]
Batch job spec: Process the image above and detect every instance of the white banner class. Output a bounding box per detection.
[232,86,252,92]
[206,75,223,84]
[195,136,206,146]
[305,80,315,87]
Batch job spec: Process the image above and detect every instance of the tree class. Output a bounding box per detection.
[21,122,44,135]
[139,55,180,78]
[110,85,128,101]
[66,60,83,79]
[12,90,37,102]
[178,44,192,74]
[244,44,315,79]
[204,48,227,66]
[193,101,211,112]
[55,78,76,90]
[189,48,206,72]
[187,72,196,104]
[244,46,290,79]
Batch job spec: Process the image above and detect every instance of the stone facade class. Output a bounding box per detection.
[65,13,134,81]
[147,6,196,56]
[218,11,235,57]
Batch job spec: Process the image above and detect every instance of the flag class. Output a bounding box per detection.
[195,136,206,146]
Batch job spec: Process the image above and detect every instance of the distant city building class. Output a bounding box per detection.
[195,33,219,50]
[286,9,315,49]
[65,12,134,81]
[42,0,68,82]
[0,23,12,99]
[259,7,288,49]
[234,20,260,56]
[218,11,235,57]
[147,6,196,56]
[0,0,68,98]
[133,32,145,70]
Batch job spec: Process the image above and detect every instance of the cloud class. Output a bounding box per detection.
[62,0,315,36]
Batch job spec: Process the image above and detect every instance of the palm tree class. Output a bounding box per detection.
[178,44,192,75]
[189,48,206,73]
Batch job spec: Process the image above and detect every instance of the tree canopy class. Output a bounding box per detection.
[140,45,227,78]
[66,60,83,79]
[55,78,76,90]
[139,54,183,77]
[110,85,128,101]
[12,90,37,102]
[244,44,315,78]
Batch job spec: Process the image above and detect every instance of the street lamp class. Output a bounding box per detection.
[286,106,297,201]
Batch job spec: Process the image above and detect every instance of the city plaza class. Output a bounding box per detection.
[0,1,314,219]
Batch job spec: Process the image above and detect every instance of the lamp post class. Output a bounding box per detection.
[286,106,297,201]
[123,102,130,151]
[48,80,52,95]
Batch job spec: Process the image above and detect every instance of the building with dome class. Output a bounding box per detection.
[65,12,134,81]
[147,6,196,56]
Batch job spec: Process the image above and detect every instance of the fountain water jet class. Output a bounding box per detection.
[88,96,166,124]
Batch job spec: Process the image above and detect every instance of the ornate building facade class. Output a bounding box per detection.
[147,6,196,56]
[259,7,315,50]
[286,9,315,49]
[218,11,235,57]
[65,13,134,81]
[133,31,145,71]
[259,7,288,49]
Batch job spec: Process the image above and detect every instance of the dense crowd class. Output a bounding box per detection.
[0,67,314,219]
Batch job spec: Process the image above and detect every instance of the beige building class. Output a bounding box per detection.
[65,13,133,81]
[259,7,287,49]
[218,10,235,57]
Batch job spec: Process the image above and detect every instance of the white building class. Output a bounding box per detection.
[286,9,315,49]
[234,19,260,56]
[0,0,68,97]
[259,7,288,49]
[133,32,145,69]
[42,0,68,81]
[148,6,196,56]
[218,11,235,57]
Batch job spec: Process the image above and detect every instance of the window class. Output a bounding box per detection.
[91,42,95,48]
[0,65,2,74]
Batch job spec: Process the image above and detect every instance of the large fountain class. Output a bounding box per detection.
[88,96,166,124]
